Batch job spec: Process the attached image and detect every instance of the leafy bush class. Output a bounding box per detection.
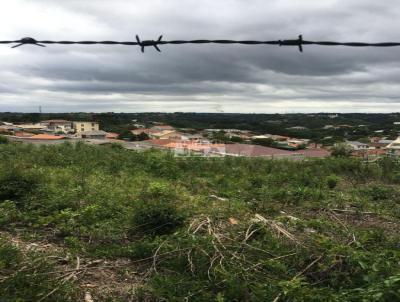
[0,135,8,144]
[361,185,393,201]
[0,239,21,269]
[0,172,39,207]
[331,143,352,157]
[131,200,184,235]
[0,200,21,226]
[326,175,340,189]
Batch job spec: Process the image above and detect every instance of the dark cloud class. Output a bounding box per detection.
[1,0,400,112]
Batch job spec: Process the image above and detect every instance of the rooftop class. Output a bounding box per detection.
[224,144,292,157]
[41,119,71,123]
[28,134,65,140]
[80,130,108,136]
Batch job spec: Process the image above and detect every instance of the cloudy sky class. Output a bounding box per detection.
[1,0,400,113]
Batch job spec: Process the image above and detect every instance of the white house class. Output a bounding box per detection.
[345,141,375,151]
[386,137,400,156]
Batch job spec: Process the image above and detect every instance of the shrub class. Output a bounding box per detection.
[131,200,184,236]
[365,185,393,201]
[139,181,179,203]
[331,144,352,157]
[326,175,340,189]
[0,200,21,226]
[0,239,21,269]
[0,135,8,144]
[0,172,38,207]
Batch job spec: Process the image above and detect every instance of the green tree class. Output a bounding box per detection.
[331,143,352,157]
[118,130,136,141]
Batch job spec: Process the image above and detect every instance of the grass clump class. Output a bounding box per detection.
[131,182,185,236]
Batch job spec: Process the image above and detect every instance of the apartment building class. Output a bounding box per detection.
[73,121,100,133]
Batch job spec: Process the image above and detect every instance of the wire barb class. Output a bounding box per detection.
[135,35,163,53]
[279,35,304,52]
[12,37,46,48]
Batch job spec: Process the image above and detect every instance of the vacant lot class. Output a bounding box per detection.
[0,142,399,301]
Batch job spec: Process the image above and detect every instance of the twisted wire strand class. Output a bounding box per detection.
[3,36,400,52]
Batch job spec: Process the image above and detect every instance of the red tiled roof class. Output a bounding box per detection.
[224,144,292,157]
[293,148,331,158]
[106,132,119,139]
[131,129,159,135]
[151,125,174,130]
[164,142,224,150]
[369,143,389,148]
[28,134,65,140]
[145,139,179,146]
[14,131,34,137]
[352,149,386,157]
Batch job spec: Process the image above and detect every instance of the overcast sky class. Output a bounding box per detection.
[1,0,400,113]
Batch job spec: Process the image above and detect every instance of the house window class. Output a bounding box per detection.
[81,128,84,132]
[92,123,95,126]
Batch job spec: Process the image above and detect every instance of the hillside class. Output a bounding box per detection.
[0,141,399,301]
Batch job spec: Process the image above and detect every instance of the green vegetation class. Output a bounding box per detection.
[0,136,8,144]
[331,143,353,157]
[118,129,149,141]
[0,142,399,301]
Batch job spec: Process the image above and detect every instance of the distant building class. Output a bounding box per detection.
[105,132,119,139]
[73,122,100,133]
[323,125,339,130]
[386,137,400,156]
[270,135,290,141]
[150,130,185,140]
[345,141,375,151]
[150,125,174,131]
[27,134,66,140]
[369,139,393,149]
[17,124,46,131]
[287,126,308,131]
[222,144,294,158]
[251,135,271,140]
[14,131,34,137]
[0,125,21,133]
[204,129,244,133]
[79,130,107,139]
[41,120,73,133]
[378,139,393,144]
[294,148,331,158]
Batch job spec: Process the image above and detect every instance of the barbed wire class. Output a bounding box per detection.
[2,35,400,53]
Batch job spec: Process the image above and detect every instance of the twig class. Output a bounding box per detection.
[152,240,167,274]
[254,214,302,245]
[330,209,376,215]
[293,255,323,279]
[272,255,323,302]
[76,256,80,270]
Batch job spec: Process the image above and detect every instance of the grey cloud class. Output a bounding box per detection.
[1,0,400,112]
